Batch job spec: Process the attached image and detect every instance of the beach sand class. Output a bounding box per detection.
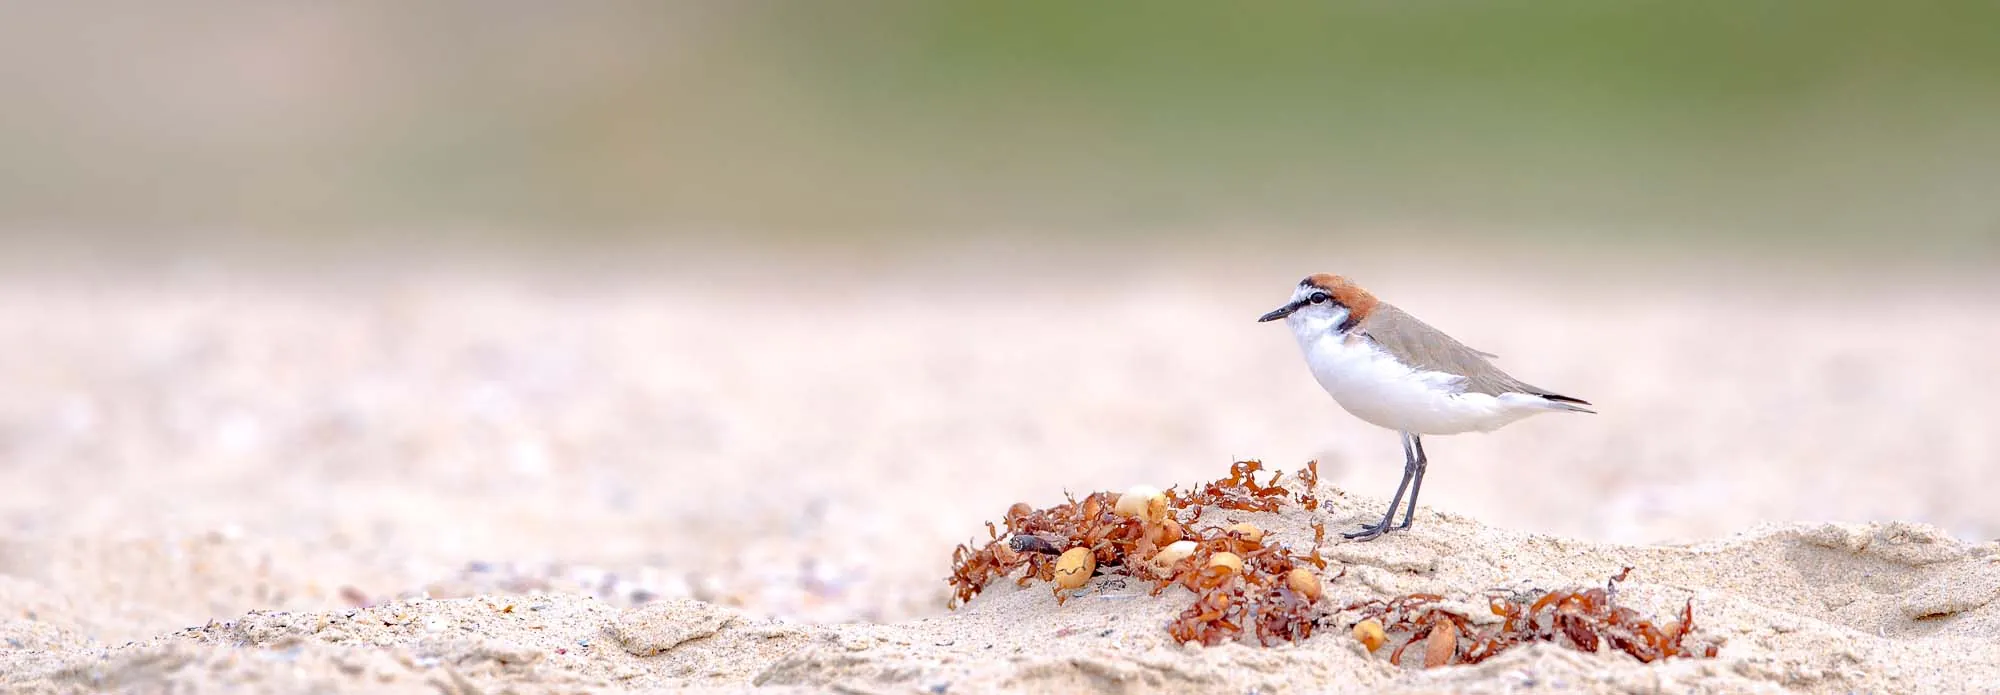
[2,248,1996,693]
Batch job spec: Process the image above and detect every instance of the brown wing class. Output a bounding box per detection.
[1356,303,1548,398]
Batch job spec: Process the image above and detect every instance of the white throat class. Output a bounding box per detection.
[1285,306,1350,346]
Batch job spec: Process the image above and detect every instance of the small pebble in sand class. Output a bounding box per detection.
[1207,552,1244,574]
[1152,540,1198,569]
[1424,619,1459,668]
[1285,568,1322,602]
[1226,522,1264,543]
[1353,619,1387,652]
[1053,547,1096,590]
[1114,485,1168,523]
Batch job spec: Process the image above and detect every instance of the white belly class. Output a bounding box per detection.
[1299,332,1541,435]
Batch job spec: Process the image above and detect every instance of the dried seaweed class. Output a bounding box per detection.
[1158,524,1338,646]
[1165,459,1294,515]
[948,489,1182,607]
[1347,567,1720,667]
[948,463,1719,663]
[948,460,1332,646]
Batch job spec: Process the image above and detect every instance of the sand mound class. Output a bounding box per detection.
[8,476,1997,695]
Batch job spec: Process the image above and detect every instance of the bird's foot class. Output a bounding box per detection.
[1341,521,1396,542]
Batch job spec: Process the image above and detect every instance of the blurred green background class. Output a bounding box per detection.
[3,1,1996,255]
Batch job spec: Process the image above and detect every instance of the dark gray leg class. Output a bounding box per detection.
[1396,435,1428,530]
[1343,432,1419,541]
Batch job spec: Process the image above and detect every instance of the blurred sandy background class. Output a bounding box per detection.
[3,2,1998,690]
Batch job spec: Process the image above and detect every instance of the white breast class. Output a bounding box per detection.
[1289,320,1544,436]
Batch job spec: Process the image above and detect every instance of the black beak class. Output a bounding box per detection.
[1257,301,1301,323]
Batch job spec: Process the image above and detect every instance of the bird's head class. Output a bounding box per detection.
[1258,273,1378,333]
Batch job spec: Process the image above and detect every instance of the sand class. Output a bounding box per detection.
[2,248,1997,693]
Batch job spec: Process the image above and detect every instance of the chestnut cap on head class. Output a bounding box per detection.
[1257,274,1378,323]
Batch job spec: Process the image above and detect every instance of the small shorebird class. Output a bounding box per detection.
[1259,273,1593,541]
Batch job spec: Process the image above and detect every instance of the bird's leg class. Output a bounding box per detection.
[1343,432,1418,541]
[1396,435,1428,530]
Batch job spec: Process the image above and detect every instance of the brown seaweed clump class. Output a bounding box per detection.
[1345,568,1721,667]
[948,460,1333,647]
[947,463,1720,663]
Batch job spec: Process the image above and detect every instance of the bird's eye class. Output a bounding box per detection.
[1309,292,1330,304]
